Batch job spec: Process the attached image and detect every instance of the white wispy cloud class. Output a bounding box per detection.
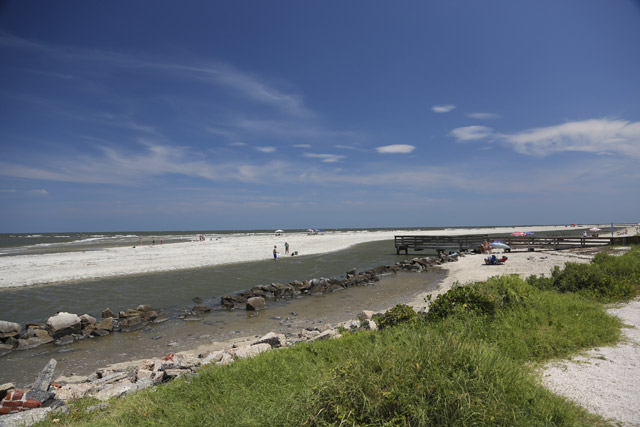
[376,144,416,154]
[255,146,276,153]
[432,104,456,113]
[450,126,494,142]
[304,153,346,163]
[500,119,640,158]
[467,112,501,119]
[449,118,640,159]
[229,141,248,147]
[292,144,311,148]
[0,32,310,118]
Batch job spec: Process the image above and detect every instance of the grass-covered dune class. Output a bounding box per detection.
[41,246,640,426]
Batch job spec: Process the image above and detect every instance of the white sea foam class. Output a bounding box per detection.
[0,226,582,289]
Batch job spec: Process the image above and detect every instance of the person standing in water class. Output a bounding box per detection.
[284,242,290,255]
[273,245,279,261]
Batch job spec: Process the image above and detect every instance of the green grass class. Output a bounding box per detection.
[40,246,640,426]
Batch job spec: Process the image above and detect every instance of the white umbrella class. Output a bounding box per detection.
[490,242,511,250]
[275,229,284,233]
[589,227,601,232]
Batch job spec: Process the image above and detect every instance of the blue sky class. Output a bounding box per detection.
[1,1,639,232]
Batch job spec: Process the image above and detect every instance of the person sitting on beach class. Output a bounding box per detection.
[273,245,279,261]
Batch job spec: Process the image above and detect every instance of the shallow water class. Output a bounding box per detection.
[0,239,412,324]
[0,239,445,386]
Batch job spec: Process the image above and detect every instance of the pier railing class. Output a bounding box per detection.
[394,235,489,255]
[394,234,640,255]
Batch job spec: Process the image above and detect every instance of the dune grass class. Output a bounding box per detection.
[40,247,639,426]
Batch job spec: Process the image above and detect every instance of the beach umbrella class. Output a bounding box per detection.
[490,242,511,250]
[306,228,314,233]
[589,227,601,232]
[275,229,284,233]
[511,231,526,236]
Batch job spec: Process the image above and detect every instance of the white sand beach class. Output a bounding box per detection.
[0,225,583,289]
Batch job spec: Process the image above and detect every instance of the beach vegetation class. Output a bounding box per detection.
[41,246,639,426]
[527,245,640,302]
[373,303,417,329]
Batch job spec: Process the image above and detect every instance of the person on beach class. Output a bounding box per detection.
[273,245,279,261]
[285,242,290,255]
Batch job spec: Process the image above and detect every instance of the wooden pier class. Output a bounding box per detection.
[394,235,489,255]
[395,234,640,255]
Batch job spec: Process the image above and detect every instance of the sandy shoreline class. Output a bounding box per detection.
[0,225,595,289]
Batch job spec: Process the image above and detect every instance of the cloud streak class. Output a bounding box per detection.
[303,153,346,163]
[376,144,416,154]
[501,119,640,158]
[432,105,456,113]
[449,119,640,158]
[467,112,501,119]
[0,32,310,118]
[450,126,494,141]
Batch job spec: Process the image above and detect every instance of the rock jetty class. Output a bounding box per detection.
[0,254,458,364]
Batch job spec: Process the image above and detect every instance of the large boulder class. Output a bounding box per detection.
[357,310,376,321]
[253,332,287,348]
[0,343,14,357]
[246,297,266,311]
[102,308,116,319]
[221,294,246,309]
[233,343,271,359]
[0,320,21,338]
[94,317,113,331]
[80,314,96,326]
[117,316,145,332]
[15,336,54,350]
[47,312,81,339]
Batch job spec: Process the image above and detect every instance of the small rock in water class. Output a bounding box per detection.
[192,297,203,304]
[168,342,178,346]
[55,335,75,346]
[272,316,282,320]
[290,312,298,316]
[152,335,162,340]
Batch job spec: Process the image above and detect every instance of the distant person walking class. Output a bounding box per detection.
[273,245,279,261]
[284,242,290,255]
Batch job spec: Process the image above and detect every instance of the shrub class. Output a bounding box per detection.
[374,304,417,329]
[528,246,640,302]
[425,275,531,322]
